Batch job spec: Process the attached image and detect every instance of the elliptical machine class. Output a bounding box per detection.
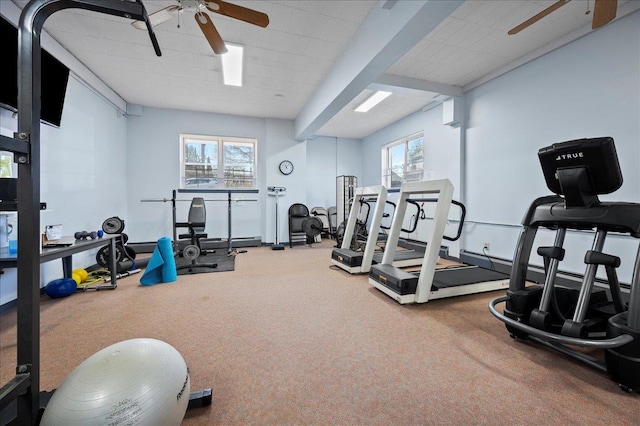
[489,137,640,393]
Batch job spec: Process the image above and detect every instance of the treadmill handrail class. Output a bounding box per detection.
[335,186,389,273]
[489,296,634,348]
[401,199,421,233]
[379,200,396,230]
[445,200,466,241]
[411,198,466,241]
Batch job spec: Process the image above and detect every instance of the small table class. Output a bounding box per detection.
[0,235,119,286]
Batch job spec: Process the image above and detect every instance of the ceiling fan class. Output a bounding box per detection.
[508,0,617,35]
[131,0,269,54]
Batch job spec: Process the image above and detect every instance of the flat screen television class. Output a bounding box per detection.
[0,15,70,128]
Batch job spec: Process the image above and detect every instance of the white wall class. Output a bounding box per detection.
[264,118,307,244]
[306,136,362,210]
[336,137,363,183]
[306,136,338,210]
[0,76,129,305]
[463,10,640,278]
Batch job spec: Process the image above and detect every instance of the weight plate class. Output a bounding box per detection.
[183,245,200,261]
[302,217,323,238]
[102,216,125,234]
[96,245,124,268]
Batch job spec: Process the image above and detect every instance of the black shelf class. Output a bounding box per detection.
[0,202,47,212]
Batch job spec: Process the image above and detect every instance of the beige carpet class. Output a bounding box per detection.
[1,240,638,425]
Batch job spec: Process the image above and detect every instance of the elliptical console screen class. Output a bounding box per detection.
[538,137,622,195]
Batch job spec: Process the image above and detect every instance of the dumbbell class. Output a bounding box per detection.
[74,230,104,240]
[71,268,89,285]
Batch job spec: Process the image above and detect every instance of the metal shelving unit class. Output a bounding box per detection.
[336,175,357,228]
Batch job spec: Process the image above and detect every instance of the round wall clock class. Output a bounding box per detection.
[279,160,294,175]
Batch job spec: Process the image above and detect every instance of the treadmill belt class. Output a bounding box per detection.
[372,250,422,263]
[433,266,509,289]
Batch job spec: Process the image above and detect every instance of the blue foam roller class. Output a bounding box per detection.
[45,278,77,298]
[140,237,177,286]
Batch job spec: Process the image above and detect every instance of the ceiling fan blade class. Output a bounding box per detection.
[131,5,183,30]
[592,0,617,29]
[205,0,269,28]
[508,0,571,35]
[195,12,228,55]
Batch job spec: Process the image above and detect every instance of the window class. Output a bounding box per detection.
[0,153,13,177]
[382,132,424,188]
[180,134,256,189]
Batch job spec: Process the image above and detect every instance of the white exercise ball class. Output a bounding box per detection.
[40,338,190,426]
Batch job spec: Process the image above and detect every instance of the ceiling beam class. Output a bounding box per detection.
[369,74,462,98]
[293,0,464,141]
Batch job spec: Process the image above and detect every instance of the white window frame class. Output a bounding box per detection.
[381,131,424,188]
[180,134,257,189]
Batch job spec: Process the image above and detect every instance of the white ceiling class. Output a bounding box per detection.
[9,0,640,139]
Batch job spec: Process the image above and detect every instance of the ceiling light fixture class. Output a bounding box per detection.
[355,91,391,112]
[221,44,243,87]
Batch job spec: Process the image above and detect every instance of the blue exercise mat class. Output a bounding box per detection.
[140,237,177,285]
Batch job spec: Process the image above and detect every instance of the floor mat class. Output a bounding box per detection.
[175,252,236,275]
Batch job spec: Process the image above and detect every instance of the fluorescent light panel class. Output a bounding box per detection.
[222,44,243,87]
[355,91,391,112]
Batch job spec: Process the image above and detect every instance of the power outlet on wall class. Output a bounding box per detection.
[483,242,490,252]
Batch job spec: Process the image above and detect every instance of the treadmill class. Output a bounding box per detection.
[371,198,424,268]
[331,186,389,274]
[369,179,509,304]
[332,186,438,273]
[371,198,467,267]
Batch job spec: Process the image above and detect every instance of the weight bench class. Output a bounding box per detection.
[175,197,217,274]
